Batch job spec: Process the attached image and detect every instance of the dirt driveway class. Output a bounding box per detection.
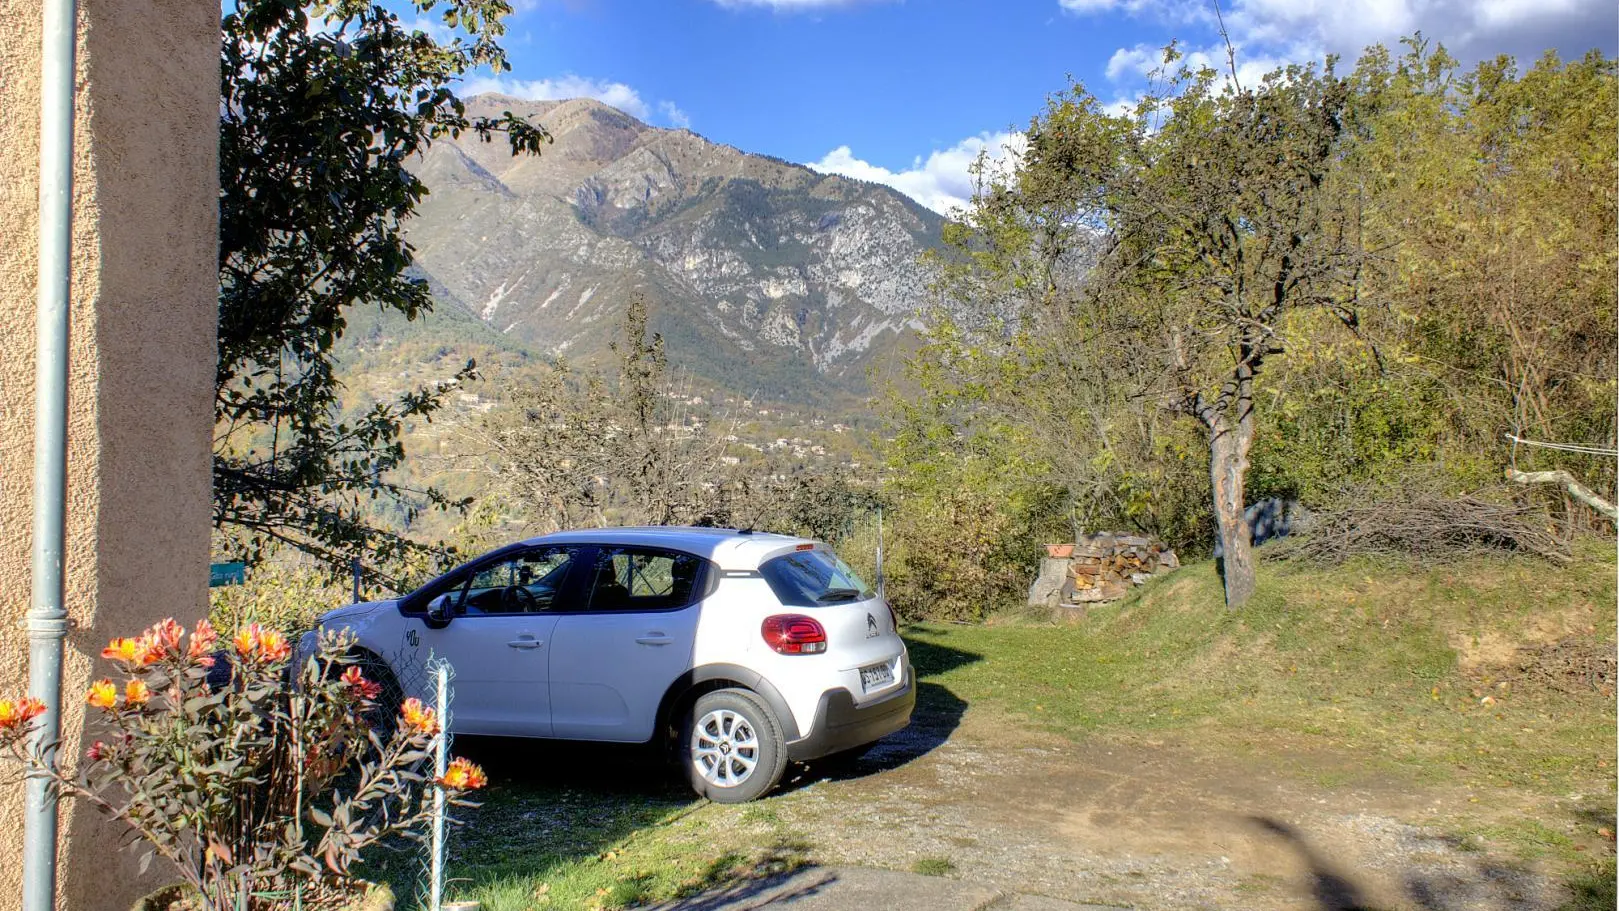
[764,687,1595,910]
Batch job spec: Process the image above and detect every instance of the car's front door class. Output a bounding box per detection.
[414,545,585,737]
[549,546,707,742]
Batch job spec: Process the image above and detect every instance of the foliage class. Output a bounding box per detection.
[1349,41,1618,491]
[209,561,355,637]
[884,38,1616,605]
[882,488,1036,622]
[0,619,485,910]
[214,0,548,588]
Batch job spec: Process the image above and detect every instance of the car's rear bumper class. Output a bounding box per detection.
[785,662,915,762]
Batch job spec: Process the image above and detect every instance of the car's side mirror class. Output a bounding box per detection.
[426,593,455,624]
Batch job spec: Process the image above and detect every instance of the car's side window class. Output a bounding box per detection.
[457,547,579,616]
[584,547,704,613]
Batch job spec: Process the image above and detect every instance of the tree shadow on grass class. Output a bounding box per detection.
[1249,813,1610,911]
[640,842,834,910]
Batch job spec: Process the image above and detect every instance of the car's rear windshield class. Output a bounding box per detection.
[759,549,874,607]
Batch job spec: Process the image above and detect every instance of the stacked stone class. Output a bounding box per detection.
[1061,533,1179,605]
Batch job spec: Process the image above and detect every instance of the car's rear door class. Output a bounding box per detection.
[414,545,584,737]
[548,545,708,742]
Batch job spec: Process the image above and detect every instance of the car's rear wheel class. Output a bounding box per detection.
[683,688,786,803]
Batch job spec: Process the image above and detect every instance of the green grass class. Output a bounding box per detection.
[905,540,1617,798]
[364,764,810,911]
[1558,858,1617,911]
[910,857,957,876]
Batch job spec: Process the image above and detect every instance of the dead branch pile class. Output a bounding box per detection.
[1508,640,1617,695]
[1270,487,1569,565]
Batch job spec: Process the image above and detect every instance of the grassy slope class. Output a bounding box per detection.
[906,542,1616,890]
[907,543,1614,792]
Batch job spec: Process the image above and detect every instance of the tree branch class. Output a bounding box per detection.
[1505,468,1618,520]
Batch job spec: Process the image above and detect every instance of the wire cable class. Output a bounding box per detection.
[1503,433,1619,457]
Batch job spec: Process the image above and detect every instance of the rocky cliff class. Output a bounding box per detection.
[402,94,945,405]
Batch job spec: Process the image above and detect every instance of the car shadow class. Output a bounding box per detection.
[775,635,981,793]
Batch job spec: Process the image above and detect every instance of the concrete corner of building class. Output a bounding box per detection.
[0,0,219,907]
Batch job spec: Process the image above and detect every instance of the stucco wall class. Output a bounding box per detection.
[0,0,219,907]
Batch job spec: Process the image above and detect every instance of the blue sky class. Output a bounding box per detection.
[451,0,1617,214]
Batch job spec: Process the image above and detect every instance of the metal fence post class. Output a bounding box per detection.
[428,661,450,911]
[875,506,885,600]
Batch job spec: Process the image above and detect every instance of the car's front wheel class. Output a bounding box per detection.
[682,688,787,803]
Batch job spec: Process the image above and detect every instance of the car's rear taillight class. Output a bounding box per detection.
[762,614,827,655]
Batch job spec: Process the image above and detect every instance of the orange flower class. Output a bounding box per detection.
[187,619,218,661]
[340,666,383,701]
[233,623,263,659]
[135,635,168,666]
[435,757,487,791]
[399,698,439,736]
[0,697,46,731]
[147,618,184,655]
[86,680,118,710]
[257,629,291,664]
[123,680,151,707]
[101,638,145,665]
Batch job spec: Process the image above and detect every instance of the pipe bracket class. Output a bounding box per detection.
[17,615,74,637]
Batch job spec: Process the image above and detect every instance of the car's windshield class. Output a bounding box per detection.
[759,549,874,607]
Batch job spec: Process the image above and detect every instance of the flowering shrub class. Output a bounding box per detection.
[0,618,485,910]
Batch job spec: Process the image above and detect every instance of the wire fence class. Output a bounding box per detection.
[369,648,458,911]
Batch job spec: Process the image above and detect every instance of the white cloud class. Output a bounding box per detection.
[1059,0,1160,12]
[460,74,653,121]
[459,75,693,129]
[808,132,1027,216]
[1105,44,1160,81]
[658,100,692,130]
[1066,0,1613,70]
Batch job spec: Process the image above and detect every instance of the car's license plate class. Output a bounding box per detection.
[859,662,894,692]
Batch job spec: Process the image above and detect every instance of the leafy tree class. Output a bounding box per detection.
[1094,57,1368,607]
[1348,41,1617,509]
[213,0,548,587]
[919,49,1371,607]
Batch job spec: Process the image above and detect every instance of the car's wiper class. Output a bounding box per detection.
[817,588,865,603]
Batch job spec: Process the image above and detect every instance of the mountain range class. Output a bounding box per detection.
[396,94,947,407]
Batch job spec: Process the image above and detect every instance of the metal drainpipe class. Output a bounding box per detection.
[24,0,78,906]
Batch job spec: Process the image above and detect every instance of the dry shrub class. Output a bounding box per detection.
[1272,483,1569,565]
[1508,640,1617,696]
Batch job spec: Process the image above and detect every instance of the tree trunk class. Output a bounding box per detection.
[1209,422,1256,608]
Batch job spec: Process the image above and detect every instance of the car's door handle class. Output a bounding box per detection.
[507,637,545,650]
[635,634,673,646]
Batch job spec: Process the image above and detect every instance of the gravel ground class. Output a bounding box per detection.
[762,702,1580,910]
